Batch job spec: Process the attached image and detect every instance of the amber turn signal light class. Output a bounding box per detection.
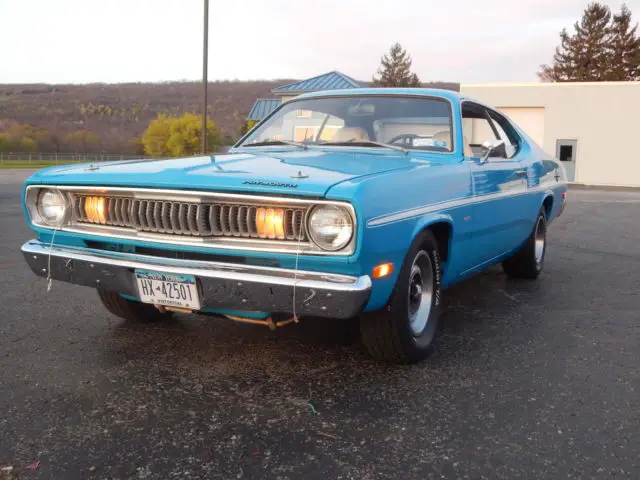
[256,207,285,239]
[84,196,107,224]
[372,262,394,279]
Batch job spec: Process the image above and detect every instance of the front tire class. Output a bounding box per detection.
[360,230,442,364]
[502,208,547,279]
[97,289,173,323]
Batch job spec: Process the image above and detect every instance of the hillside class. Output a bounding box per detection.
[0,80,459,154]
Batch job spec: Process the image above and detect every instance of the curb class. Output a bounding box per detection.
[568,183,640,192]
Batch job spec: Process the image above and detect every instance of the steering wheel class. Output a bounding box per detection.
[388,133,418,146]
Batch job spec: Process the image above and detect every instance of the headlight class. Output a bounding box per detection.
[308,205,353,251]
[37,189,68,226]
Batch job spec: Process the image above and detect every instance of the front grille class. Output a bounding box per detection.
[73,194,308,241]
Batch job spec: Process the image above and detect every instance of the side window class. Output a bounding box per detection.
[488,111,520,159]
[469,116,497,145]
[461,103,498,158]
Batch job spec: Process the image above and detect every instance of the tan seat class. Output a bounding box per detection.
[433,130,473,156]
[432,131,452,150]
[330,127,370,143]
[462,136,473,157]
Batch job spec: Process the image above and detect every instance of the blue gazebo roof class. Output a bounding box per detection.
[246,98,281,121]
[271,71,364,94]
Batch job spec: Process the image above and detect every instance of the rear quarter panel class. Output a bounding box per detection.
[516,126,568,225]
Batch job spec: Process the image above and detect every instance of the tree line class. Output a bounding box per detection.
[2,1,638,156]
[0,121,102,154]
[540,2,640,81]
[368,2,639,85]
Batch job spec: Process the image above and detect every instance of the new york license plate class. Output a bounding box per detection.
[135,270,201,310]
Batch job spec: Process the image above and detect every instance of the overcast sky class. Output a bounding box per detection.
[1,0,639,84]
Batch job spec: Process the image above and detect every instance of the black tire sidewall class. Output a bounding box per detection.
[534,210,547,273]
[387,230,442,356]
[97,289,172,323]
[503,207,548,279]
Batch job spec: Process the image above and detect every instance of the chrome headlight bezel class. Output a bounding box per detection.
[25,187,70,227]
[307,204,355,252]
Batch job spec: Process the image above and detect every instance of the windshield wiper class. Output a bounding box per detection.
[322,140,408,154]
[243,139,308,150]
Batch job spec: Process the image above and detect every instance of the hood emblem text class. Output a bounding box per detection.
[242,180,298,188]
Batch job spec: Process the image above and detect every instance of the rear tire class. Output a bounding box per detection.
[97,289,173,323]
[360,230,442,364]
[502,208,547,279]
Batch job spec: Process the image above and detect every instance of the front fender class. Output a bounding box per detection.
[358,213,455,312]
[411,213,454,244]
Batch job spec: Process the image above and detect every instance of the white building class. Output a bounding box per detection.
[460,82,640,187]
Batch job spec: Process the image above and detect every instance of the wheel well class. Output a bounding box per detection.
[427,222,451,263]
[543,195,553,218]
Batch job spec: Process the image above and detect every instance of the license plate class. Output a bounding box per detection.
[135,270,201,310]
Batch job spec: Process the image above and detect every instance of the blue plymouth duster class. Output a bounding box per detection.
[21,89,567,363]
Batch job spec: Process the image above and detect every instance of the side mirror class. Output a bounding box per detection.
[480,139,506,163]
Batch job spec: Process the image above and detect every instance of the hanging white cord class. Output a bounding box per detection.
[291,228,304,323]
[46,219,63,292]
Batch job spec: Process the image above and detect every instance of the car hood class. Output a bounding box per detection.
[26,150,418,197]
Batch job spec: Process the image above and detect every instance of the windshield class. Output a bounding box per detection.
[237,95,454,153]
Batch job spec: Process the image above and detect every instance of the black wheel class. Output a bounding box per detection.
[360,230,442,364]
[97,289,173,323]
[502,208,547,279]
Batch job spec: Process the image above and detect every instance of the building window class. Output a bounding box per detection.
[556,139,577,162]
[559,145,573,161]
[294,127,317,142]
[297,109,312,118]
[294,125,343,142]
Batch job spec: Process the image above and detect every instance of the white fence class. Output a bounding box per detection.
[0,153,157,165]
[0,147,231,165]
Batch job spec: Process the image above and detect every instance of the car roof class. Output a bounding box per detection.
[296,87,463,103]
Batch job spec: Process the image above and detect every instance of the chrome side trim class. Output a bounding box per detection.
[24,185,357,256]
[367,184,555,227]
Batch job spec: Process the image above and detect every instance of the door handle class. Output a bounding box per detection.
[514,170,528,177]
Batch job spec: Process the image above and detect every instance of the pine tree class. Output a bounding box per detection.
[372,43,421,87]
[607,4,640,80]
[539,3,612,82]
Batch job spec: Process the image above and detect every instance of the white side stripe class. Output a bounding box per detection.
[366,185,556,227]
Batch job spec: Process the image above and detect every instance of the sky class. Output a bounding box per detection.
[1,0,639,85]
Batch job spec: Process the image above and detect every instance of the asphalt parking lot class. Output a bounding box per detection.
[1,169,638,479]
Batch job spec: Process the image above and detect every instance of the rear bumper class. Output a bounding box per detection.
[21,240,371,319]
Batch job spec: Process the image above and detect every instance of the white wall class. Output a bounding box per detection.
[460,82,640,187]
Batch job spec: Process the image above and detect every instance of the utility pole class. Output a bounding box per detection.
[201,0,209,154]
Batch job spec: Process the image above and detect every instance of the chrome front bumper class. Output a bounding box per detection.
[21,240,372,319]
